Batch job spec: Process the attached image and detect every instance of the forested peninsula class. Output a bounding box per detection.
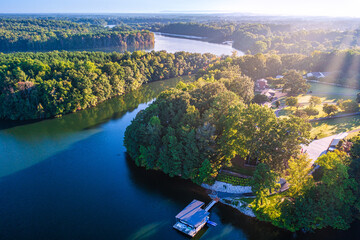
[0,19,154,52]
[124,67,310,182]
[0,51,213,120]
[124,49,360,232]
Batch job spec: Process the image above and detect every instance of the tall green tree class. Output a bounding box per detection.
[283,70,310,95]
[323,104,338,116]
[286,154,313,198]
[251,163,280,207]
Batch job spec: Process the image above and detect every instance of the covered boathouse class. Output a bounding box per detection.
[173,199,210,237]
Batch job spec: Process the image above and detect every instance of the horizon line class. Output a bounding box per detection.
[0,12,358,19]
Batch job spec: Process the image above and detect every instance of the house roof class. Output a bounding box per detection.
[261,89,276,96]
[256,78,267,83]
[307,72,324,78]
[329,132,348,147]
[176,200,209,228]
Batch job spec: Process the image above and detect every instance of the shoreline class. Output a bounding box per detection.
[201,180,252,194]
[203,180,256,218]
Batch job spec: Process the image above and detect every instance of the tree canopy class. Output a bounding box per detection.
[0,51,213,120]
[0,19,154,52]
[125,65,310,184]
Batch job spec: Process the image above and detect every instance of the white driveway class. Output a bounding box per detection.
[301,135,335,164]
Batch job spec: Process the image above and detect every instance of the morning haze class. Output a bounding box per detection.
[1,1,360,240]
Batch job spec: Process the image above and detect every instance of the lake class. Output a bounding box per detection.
[152,33,243,56]
[0,38,359,240]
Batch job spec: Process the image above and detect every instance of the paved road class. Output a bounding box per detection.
[302,128,360,165]
[348,128,360,134]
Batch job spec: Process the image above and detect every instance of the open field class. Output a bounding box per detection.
[271,82,360,138]
[311,115,360,138]
[308,82,359,100]
[277,82,359,119]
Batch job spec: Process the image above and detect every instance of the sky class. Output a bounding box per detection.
[1,0,359,18]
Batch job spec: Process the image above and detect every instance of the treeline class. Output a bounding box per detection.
[124,66,310,183]
[157,23,234,42]
[233,27,358,55]
[3,48,360,120]
[0,19,154,52]
[0,51,215,120]
[198,49,360,88]
[156,22,360,54]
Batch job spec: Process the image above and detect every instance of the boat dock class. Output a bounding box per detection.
[204,198,219,212]
[173,198,219,237]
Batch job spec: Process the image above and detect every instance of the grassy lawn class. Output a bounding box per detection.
[277,104,329,118]
[345,131,360,140]
[311,115,360,138]
[238,197,255,205]
[224,166,255,177]
[277,82,359,121]
[216,173,251,186]
[309,82,359,98]
[273,83,360,138]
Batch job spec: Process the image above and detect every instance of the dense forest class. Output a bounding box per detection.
[3,48,360,120]
[157,23,234,42]
[0,51,214,120]
[124,65,311,183]
[0,19,154,52]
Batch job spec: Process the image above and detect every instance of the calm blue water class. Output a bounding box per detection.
[0,77,284,240]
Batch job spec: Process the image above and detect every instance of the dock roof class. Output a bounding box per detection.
[176,200,209,228]
[176,200,204,219]
[183,210,209,228]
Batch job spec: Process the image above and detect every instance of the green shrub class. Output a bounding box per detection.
[304,107,319,116]
[216,174,251,186]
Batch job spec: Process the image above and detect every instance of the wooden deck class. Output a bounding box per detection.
[204,198,219,212]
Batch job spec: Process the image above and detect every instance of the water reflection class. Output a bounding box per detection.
[0,76,192,177]
[127,221,167,240]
